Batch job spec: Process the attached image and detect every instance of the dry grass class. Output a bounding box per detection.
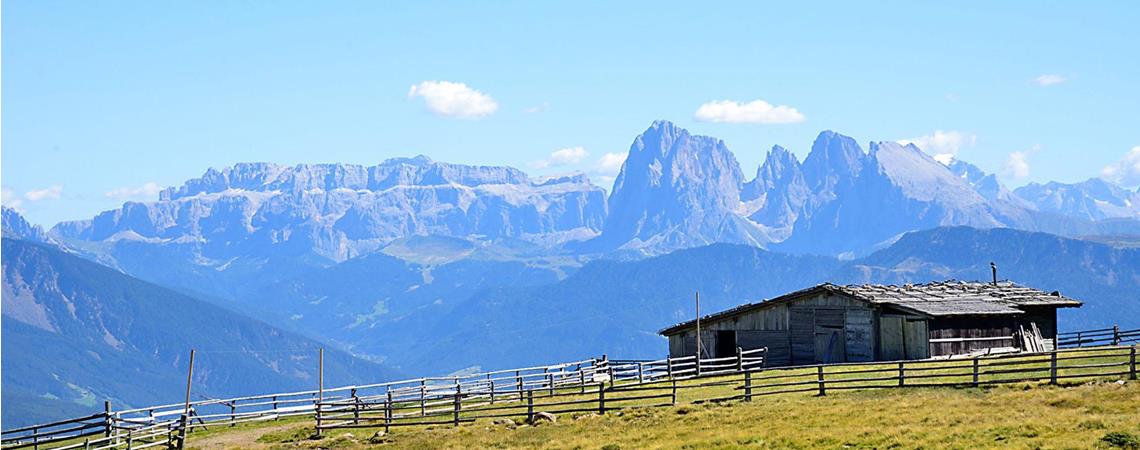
[187,380,1140,449]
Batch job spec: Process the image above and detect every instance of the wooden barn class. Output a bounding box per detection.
[659,281,1082,366]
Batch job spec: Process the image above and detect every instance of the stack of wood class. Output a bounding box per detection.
[1018,323,1048,353]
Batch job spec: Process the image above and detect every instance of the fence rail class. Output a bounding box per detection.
[1057,325,1139,348]
[314,344,1138,433]
[5,324,1137,449]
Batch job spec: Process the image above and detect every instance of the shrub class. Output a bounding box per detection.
[1101,431,1140,449]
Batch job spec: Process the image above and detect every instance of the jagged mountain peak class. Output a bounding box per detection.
[598,121,767,253]
[802,130,865,195]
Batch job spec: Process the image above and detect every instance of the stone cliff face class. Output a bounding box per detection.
[598,120,769,252]
[54,156,608,262]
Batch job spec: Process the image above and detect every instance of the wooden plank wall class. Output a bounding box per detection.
[927,316,1015,356]
[737,330,791,366]
[844,308,874,362]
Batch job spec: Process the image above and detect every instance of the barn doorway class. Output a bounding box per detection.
[880,315,929,360]
[714,330,737,358]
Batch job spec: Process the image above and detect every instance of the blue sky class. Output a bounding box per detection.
[3,1,1138,226]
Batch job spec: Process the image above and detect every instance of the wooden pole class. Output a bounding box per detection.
[695,291,701,361]
[1049,351,1058,384]
[597,383,606,414]
[816,366,826,396]
[177,349,195,449]
[526,390,534,423]
[972,357,980,387]
[897,362,905,387]
[1130,346,1137,380]
[316,348,323,437]
[452,385,462,427]
[103,401,112,439]
[385,391,392,434]
[744,371,752,402]
[1113,325,1121,346]
[671,379,677,405]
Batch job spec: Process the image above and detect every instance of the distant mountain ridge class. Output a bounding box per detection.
[49,121,1140,263]
[54,156,607,263]
[1,237,396,428]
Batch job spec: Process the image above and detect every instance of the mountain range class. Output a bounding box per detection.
[5,119,1140,426]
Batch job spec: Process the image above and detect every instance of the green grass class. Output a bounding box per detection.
[184,379,1140,449]
[171,347,1139,448]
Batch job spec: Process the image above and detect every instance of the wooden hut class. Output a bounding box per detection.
[658,281,1082,366]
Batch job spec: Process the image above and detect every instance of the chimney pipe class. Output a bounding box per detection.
[990,262,997,286]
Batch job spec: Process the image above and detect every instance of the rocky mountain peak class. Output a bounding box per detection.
[598,121,766,252]
[801,130,865,197]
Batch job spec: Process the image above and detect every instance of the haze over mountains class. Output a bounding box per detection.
[51,121,1140,262]
[5,120,1140,426]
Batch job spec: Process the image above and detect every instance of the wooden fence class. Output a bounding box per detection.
[1058,325,1140,348]
[314,344,1137,432]
[4,323,1137,449]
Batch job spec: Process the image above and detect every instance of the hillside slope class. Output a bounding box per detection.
[1,238,398,428]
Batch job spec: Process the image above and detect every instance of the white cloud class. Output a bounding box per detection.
[523,102,549,114]
[407,81,498,119]
[530,147,589,170]
[594,152,626,176]
[2,187,24,211]
[1033,74,1068,87]
[588,152,628,191]
[1101,146,1140,187]
[105,182,163,200]
[693,99,806,124]
[1004,146,1039,179]
[24,185,63,202]
[897,130,977,165]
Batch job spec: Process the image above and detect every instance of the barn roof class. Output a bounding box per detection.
[658,280,1082,336]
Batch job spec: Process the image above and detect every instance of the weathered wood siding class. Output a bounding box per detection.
[880,312,930,360]
[788,292,876,364]
[927,316,1016,356]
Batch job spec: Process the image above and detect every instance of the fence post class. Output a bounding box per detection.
[1130,346,1137,380]
[605,355,614,388]
[744,370,752,402]
[104,401,112,438]
[420,380,427,417]
[1076,331,1083,348]
[548,372,555,396]
[597,383,606,414]
[736,347,744,372]
[385,390,392,434]
[126,429,133,450]
[1050,351,1058,385]
[1114,325,1121,346]
[453,385,462,427]
[579,367,586,394]
[696,353,702,377]
[351,388,360,425]
[817,366,826,396]
[526,390,534,423]
[898,362,905,387]
[972,357,980,387]
[229,401,236,427]
[490,380,496,404]
[516,371,523,401]
[671,379,677,405]
[272,396,279,421]
[666,356,673,379]
[637,362,644,384]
